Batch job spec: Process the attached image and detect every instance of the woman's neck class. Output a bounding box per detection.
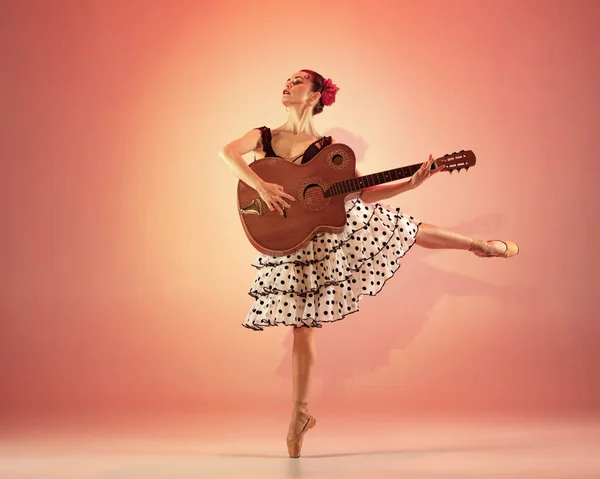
[278,106,319,136]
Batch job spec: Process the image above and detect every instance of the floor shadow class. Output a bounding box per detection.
[209,440,543,459]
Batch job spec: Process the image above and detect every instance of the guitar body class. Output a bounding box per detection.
[237,143,476,257]
[237,143,356,257]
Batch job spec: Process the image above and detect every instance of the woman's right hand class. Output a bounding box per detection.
[256,181,296,215]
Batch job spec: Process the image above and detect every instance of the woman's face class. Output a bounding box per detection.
[282,71,317,109]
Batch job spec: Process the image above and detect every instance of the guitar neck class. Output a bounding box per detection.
[324,162,428,198]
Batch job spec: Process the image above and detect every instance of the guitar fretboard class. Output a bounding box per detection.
[324,163,425,198]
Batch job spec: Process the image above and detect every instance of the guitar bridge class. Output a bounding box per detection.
[239,197,266,216]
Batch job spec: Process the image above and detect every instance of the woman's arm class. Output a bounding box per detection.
[218,129,265,191]
[359,175,414,203]
[330,138,414,203]
[219,129,295,215]
[342,144,439,203]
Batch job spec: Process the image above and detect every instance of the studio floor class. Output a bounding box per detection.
[1,412,599,479]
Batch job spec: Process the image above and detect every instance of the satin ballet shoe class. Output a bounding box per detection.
[286,402,316,458]
[469,239,519,258]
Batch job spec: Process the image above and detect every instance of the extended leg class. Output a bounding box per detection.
[416,223,519,257]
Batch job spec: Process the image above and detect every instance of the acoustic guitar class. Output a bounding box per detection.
[237,144,476,257]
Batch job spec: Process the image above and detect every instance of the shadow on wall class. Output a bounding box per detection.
[274,127,518,404]
[323,127,369,167]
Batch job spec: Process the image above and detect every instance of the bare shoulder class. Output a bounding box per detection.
[222,128,263,156]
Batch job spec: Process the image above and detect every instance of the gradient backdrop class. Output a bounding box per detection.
[2,0,599,423]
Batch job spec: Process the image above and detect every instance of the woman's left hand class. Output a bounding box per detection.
[409,154,445,189]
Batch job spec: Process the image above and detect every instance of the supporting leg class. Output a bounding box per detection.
[287,326,317,458]
[291,327,316,405]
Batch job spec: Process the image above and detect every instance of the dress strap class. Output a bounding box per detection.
[255,126,278,158]
[299,136,333,164]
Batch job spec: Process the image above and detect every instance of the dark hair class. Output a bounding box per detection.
[301,69,325,115]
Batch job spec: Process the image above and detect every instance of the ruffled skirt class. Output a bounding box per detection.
[243,198,421,331]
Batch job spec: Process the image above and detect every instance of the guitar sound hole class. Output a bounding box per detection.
[332,154,344,166]
[303,184,326,208]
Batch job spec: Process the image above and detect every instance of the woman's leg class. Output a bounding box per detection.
[287,326,317,457]
[291,326,316,407]
[416,223,518,257]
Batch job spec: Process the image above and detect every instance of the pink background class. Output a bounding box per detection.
[2,0,598,421]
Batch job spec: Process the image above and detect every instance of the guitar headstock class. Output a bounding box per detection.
[436,150,476,174]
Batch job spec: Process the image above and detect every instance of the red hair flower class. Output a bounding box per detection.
[321,78,340,106]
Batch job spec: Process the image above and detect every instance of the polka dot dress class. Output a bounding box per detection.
[243,198,421,331]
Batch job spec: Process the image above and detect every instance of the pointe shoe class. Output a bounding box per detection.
[469,239,519,258]
[286,402,316,458]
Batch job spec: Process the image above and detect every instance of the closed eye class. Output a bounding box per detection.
[286,76,305,85]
